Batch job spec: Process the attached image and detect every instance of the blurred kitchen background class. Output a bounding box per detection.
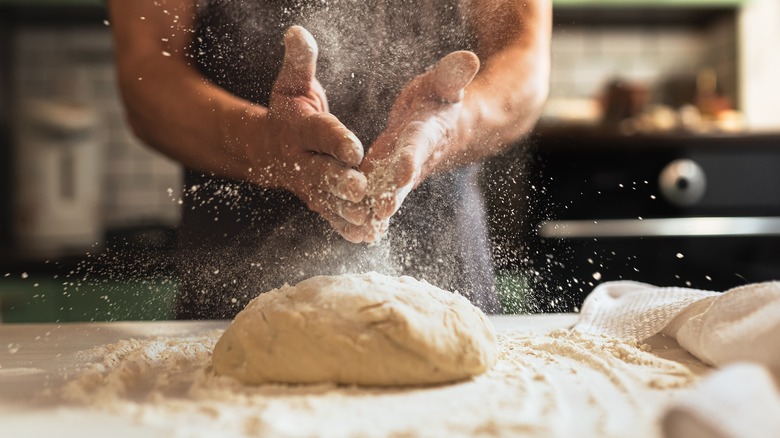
[1,0,779,321]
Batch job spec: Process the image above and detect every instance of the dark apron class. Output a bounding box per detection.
[175,0,500,318]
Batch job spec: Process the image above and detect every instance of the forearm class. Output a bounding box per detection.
[117,59,269,182]
[447,0,552,166]
[108,0,273,184]
[459,44,550,156]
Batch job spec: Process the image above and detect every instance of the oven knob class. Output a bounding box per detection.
[659,159,706,206]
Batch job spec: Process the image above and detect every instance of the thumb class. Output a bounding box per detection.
[430,51,480,103]
[275,25,319,94]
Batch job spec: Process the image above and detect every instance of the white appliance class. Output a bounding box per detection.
[13,99,102,256]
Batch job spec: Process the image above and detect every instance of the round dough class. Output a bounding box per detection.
[212,272,498,386]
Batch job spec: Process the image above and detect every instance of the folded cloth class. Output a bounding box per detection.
[662,363,780,438]
[575,281,780,376]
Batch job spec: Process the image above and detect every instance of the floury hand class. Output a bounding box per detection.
[253,26,369,243]
[355,51,481,243]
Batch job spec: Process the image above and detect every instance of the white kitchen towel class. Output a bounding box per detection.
[662,363,780,438]
[575,280,780,376]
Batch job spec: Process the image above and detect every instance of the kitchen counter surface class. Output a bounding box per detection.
[0,314,707,437]
[0,316,576,397]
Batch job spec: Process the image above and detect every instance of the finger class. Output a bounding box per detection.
[372,189,400,222]
[372,122,437,219]
[302,195,366,243]
[303,113,364,166]
[325,194,371,226]
[358,131,394,175]
[307,155,368,203]
[363,216,389,244]
[320,208,367,243]
[374,177,415,220]
[393,121,441,187]
[311,79,329,113]
[275,25,319,95]
[431,51,480,103]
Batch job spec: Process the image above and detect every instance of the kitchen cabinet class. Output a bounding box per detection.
[0,0,99,5]
[0,274,176,323]
[0,234,179,323]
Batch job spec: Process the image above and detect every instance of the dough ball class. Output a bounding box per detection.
[212,272,498,386]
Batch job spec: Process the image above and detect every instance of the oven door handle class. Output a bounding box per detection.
[539,217,780,238]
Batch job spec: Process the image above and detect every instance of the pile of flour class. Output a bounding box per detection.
[59,328,700,438]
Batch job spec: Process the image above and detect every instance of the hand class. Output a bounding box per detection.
[358,51,480,242]
[253,26,368,242]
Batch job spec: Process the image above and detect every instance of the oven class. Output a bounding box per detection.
[520,131,780,312]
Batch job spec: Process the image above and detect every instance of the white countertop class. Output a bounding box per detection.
[0,314,708,438]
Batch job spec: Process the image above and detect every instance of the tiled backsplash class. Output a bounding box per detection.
[12,26,182,229]
[550,20,737,106]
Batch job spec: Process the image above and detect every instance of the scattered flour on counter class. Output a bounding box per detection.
[59,329,701,438]
[62,333,219,405]
[0,367,46,376]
